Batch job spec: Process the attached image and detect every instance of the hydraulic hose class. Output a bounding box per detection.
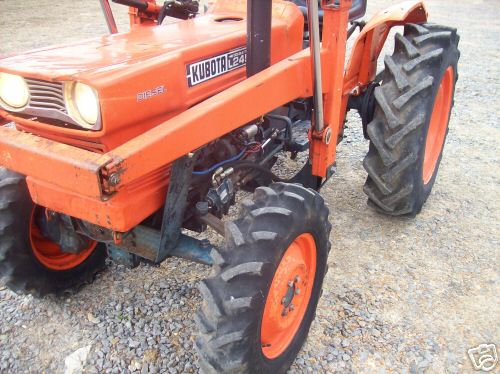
[192,149,247,176]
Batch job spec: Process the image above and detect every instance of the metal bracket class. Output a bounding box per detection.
[109,226,214,266]
[157,155,195,263]
[106,244,140,268]
[321,162,336,187]
[196,202,226,236]
[290,161,323,191]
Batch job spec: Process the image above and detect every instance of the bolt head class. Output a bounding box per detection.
[289,304,295,311]
[294,276,301,283]
[295,288,301,295]
[109,173,121,187]
[288,281,294,288]
[281,297,287,305]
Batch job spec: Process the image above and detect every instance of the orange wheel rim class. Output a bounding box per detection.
[261,233,317,359]
[423,66,454,184]
[29,207,97,271]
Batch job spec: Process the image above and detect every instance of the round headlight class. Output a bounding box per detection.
[0,73,29,110]
[65,82,100,129]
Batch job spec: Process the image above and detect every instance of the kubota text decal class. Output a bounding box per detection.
[186,47,246,87]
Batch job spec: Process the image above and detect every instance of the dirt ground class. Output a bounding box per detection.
[0,1,499,373]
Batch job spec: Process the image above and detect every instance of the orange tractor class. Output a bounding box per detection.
[0,0,459,372]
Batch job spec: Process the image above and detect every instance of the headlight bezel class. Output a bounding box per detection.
[0,72,30,111]
[64,81,102,131]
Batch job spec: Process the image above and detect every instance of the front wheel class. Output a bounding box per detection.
[195,183,331,373]
[0,167,107,296]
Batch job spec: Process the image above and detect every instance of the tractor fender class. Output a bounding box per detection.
[344,0,428,92]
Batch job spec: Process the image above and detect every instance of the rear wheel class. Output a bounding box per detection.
[363,23,460,216]
[0,167,107,296]
[195,183,331,373]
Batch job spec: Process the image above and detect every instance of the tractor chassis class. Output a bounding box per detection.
[107,227,214,266]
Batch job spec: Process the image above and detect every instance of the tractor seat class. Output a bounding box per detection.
[291,0,367,25]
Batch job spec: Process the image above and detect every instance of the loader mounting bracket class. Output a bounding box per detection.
[157,155,195,263]
[290,162,323,191]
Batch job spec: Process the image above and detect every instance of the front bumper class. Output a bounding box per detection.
[0,123,108,199]
[0,124,169,232]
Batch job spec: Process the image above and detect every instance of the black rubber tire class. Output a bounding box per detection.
[0,167,107,297]
[363,23,460,216]
[195,183,331,373]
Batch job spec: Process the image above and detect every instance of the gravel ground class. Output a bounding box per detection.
[1,1,499,373]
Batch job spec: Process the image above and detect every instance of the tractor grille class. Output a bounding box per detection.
[25,78,67,113]
[4,77,104,150]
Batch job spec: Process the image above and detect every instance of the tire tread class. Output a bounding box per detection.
[363,23,460,216]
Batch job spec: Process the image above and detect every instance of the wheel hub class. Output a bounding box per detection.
[280,276,301,316]
[36,210,91,254]
[261,233,317,359]
[30,206,97,271]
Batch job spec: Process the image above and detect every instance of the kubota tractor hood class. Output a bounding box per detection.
[0,19,246,81]
[0,1,304,151]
